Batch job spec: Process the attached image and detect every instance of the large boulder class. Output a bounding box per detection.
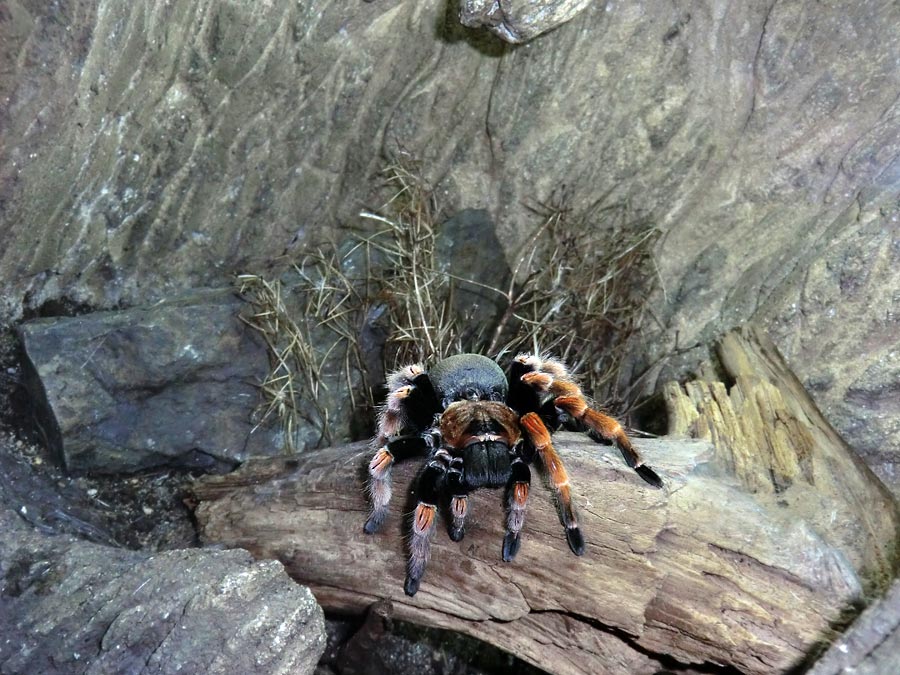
[0,512,326,675]
[17,289,277,473]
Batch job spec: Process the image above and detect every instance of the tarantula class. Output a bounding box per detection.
[363,352,662,596]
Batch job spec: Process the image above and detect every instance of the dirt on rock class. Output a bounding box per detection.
[0,328,198,552]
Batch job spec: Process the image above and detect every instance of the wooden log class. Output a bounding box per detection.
[194,326,899,674]
[662,325,900,592]
[195,435,884,674]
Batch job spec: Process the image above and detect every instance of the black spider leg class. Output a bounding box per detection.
[405,371,440,429]
[364,434,435,534]
[444,455,469,542]
[502,446,532,562]
[365,370,442,534]
[405,450,450,597]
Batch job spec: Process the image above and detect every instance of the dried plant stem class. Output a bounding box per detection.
[237,274,336,451]
[238,161,662,451]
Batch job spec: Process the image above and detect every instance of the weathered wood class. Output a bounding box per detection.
[663,326,900,593]
[194,429,892,674]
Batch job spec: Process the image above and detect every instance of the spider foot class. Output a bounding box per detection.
[448,524,465,542]
[636,464,663,489]
[566,526,585,556]
[404,575,421,596]
[363,515,383,534]
[502,532,521,562]
[448,495,468,542]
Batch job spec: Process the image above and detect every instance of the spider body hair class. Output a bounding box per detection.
[364,352,662,596]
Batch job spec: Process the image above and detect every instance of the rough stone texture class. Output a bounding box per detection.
[1,0,899,491]
[808,578,900,675]
[0,509,326,675]
[459,0,592,43]
[17,283,364,473]
[16,288,284,473]
[317,602,546,675]
[766,225,900,498]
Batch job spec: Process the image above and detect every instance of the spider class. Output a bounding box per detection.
[363,352,662,596]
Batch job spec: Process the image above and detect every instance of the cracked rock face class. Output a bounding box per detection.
[1,1,899,492]
[17,287,359,473]
[17,289,279,473]
[0,510,326,674]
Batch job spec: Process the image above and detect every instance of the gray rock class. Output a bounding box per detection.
[809,578,900,675]
[458,0,593,43]
[0,509,326,675]
[437,208,511,348]
[17,289,276,473]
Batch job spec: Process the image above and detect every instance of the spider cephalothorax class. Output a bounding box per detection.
[364,352,662,596]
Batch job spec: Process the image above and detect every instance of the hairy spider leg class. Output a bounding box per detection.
[444,455,469,542]
[520,412,585,556]
[502,453,532,562]
[364,435,432,534]
[374,367,440,446]
[507,356,570,430]
[554,394,663,488]
[405,452,450,596]
[366,364,442,533]
[515,356,663,489]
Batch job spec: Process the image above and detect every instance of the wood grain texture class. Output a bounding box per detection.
[195,427,891,674]
[663,326,900,592]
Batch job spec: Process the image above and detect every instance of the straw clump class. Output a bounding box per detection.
[240,163,660,451]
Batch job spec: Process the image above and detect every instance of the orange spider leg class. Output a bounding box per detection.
[555,394,663,488]
[520,412,585,556]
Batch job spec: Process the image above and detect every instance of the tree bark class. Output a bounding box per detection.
[194,327,899,674]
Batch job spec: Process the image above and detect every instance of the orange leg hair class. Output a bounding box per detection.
[520,412,585,556]
[365,364,435,533]
[555,395,662,487]
[516,354,662,488]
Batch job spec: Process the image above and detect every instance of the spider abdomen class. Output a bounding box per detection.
[461,441,512,489]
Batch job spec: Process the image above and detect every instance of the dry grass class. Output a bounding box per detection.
[358,163,469,366]
[496,191,660,409]
[239,162,660,450]
[237,274,332,452]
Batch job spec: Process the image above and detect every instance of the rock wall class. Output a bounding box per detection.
[2,0,899,489]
